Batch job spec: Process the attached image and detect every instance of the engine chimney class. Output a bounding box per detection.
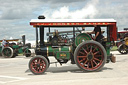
[38,15,45,19]
[22,35,25,46]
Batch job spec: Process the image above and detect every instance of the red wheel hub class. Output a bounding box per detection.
[87,52,94,61]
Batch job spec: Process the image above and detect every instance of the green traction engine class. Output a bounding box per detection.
[29,16,117,75]
[0,35,31,58]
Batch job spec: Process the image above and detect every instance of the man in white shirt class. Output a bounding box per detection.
[2,39,7,49]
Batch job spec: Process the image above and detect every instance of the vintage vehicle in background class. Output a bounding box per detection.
[0,35,32,58]
[0,39,19,57]
[117,28,128,54]
[28,16,117,75]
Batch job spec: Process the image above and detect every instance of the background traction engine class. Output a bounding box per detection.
[117,28,128,54]
[1,35,32,58]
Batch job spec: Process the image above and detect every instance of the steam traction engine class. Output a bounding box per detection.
[0,35,31,58]
[29,16,117,75]
[117,28,128,54]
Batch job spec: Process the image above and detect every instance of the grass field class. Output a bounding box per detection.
[111,46,118,51]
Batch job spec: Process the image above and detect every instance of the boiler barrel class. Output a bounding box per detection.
[47,46,72,56]
[36,46,72,56]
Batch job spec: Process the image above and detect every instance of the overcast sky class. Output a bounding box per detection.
[0,0,128,40]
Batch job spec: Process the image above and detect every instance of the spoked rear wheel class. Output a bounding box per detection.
[29,55,49,75]
[74,41,107,72]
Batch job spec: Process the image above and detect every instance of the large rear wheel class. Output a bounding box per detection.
[29,55,49,75]
[2,47,14,58]
[74,41,107,72]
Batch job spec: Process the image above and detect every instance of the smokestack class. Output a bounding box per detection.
[38,15,45,19]
[22,35,25,46]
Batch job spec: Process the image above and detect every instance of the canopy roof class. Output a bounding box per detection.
[30,19,116,26]
[30,19,116,23]
[0,39,19,42]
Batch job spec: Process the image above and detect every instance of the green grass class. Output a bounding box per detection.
[111,46,118,51]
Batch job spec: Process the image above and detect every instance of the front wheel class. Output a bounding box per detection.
[29,55,49,75]
[74,40,107,72]
[24,49,31,57]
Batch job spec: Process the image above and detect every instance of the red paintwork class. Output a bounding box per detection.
[30,22,115,26]
[109,23,117,41]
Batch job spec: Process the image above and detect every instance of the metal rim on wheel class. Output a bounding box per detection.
[2,47,13,58]
[74,41,107,71]
[29,56,49,75]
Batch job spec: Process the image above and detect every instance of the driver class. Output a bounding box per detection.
[87,25,103,42]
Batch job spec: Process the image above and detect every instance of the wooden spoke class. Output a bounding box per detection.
[82,47,88,54]
[37,59,41,63]
[94,58,101,62]
[33,61,37,64]
[79,51,85,55]
[92,47,96,52]
[85,45,89,51]
[83,60,88,65]
[87,62,89,68]
[93,51,100,55]
[94,55,102,57]
[79,58,86,63]
[93,60,98,66]
[91,61,94,68]
[90,46,93,52]
[33,65,37,68]
[77,56,87,58]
